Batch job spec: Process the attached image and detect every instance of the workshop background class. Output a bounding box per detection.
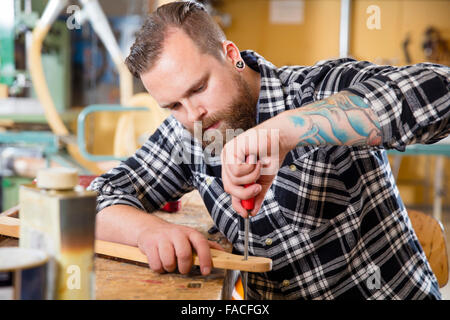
[0,0,449,299]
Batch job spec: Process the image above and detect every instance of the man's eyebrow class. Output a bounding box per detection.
[160,72,210,109]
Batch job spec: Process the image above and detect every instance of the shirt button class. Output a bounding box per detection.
[282,280,290,287]
[206,177,212,185]
[265,238,273,246]
[289,164,296,172]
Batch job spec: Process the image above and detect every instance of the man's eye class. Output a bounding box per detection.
[170,102,181,110]
[193,84,205,93]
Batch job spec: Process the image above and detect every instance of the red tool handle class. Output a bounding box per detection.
[241,184,255,211]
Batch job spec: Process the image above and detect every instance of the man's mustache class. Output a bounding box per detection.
[194,114,227,133]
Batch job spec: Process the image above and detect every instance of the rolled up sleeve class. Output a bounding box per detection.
[88,116,194,213]
[347,63,450,151]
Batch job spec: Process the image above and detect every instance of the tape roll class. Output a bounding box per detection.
[0,247,49,300]
[36,167,79,190]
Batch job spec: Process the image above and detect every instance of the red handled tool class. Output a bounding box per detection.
[241,185,255,214]
[241,184,255,300]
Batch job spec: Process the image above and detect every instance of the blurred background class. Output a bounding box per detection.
[0,0,448,243]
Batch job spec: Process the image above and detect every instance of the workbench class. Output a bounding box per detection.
[0,191,233,300]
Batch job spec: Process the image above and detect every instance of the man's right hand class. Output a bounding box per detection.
[137,220,224,275]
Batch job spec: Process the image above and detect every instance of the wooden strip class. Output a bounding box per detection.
[196,248,272,273]
[0,205,20,217]
[0,216,19,237]
[0,217,272,273]
[96,240,272,273]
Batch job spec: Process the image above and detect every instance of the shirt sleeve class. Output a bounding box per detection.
[88,116,194,213]
[345,62,450,151]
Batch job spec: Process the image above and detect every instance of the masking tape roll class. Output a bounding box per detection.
[36,167,79,190]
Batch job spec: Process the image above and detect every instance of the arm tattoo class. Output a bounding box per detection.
[289,92,382,147]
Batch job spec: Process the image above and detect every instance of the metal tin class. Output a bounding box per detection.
[0,247,49,300]
[19,184,97,300]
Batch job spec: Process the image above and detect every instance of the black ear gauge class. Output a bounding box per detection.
[236,60,245,69]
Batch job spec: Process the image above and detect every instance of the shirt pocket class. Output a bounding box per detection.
[305,205,360,289]
[248,188,299,255]
[276,146,352,234]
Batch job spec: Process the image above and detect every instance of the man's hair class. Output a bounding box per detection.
[125,1,226,78]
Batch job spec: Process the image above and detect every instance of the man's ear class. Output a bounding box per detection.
[222,40,242,66]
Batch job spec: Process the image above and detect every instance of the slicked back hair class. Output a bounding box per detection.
[125,1,226,78]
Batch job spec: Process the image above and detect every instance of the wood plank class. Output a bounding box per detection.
[0,216,272,272]
[0,205,19,217]
[96,239,272,273]
[0,216,19,237]
[0,191,233,299]
[0,236,226,300]
[94,255,226,300]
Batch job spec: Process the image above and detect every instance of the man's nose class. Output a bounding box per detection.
[185,101,207,123]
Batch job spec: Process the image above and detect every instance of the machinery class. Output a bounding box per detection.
[0,0,171,211]
[29,0,146,174]
[0,0,70,109]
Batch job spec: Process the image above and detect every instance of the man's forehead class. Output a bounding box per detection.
[153,30,201,72]
[141,30,220,103]
[141,58,209,103]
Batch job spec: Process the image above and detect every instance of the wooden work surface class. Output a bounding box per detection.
[0,191,232,300]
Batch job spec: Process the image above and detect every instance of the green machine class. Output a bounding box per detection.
[0,0,70,112]
[0,0,17,87]
[0,0,72,211]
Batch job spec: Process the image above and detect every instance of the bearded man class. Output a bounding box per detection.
[89,1,449,299]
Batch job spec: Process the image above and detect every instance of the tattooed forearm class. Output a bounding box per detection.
[288,91,382,147]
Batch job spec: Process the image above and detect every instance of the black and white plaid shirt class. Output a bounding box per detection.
[89,51,449,299]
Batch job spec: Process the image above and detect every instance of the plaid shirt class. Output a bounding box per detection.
[89,51,449,299]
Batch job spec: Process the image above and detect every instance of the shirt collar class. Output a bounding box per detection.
[241,50,287,124]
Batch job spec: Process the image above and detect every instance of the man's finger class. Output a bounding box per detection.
[222,166,261,200]
[230,183,261,200]
[173,234,194,275]
[146,244,164,273]
[188,232,213,275]
[208,240,225,252]
[158,240,176,273]
[227,162,257,177]
[227,161,262,186]
[251,197,264,216]
[232,196,249,218]
[250,183,272,216]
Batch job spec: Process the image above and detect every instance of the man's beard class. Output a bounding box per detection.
[191,74,257,150]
